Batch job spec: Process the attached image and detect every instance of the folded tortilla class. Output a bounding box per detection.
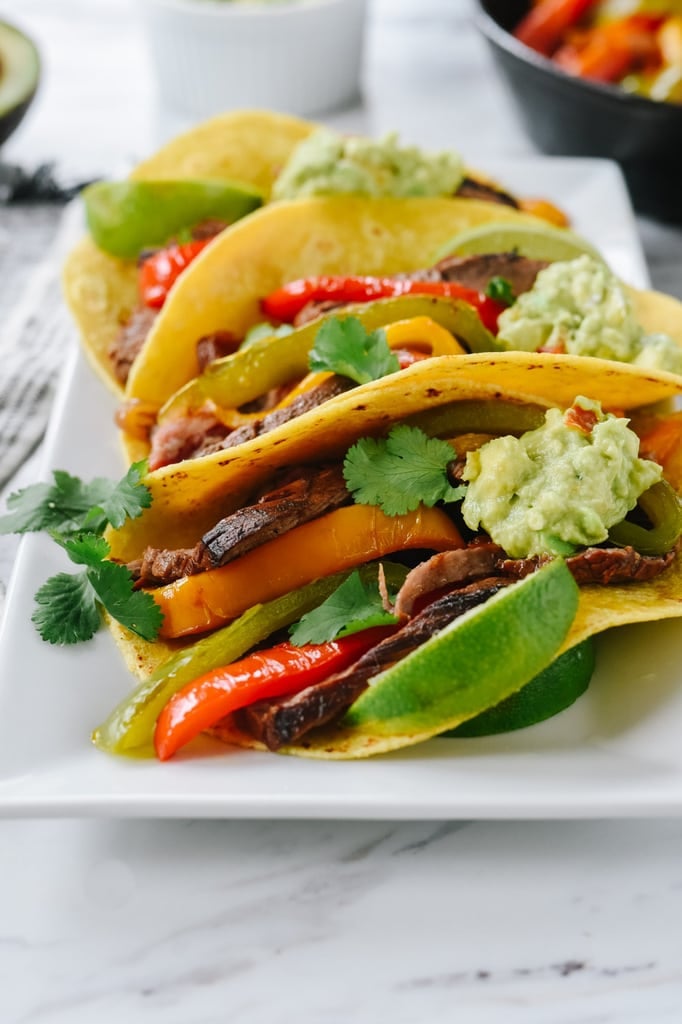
[105,354,682,757]
[62,109,314,395]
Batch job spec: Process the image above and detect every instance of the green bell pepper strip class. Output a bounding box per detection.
[607,480,682,556]
[445,639,594,737]
[157,295,501,423]
[405,398,548,439]
[83,179,263,260]
[93,562,408,756]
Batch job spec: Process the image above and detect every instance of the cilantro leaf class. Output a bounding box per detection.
[32,572,101,645]
[83,460,152,532]
[31,535,163,645]
[59,533,110,567]
[87,561,164,641]
[0,461,151,537]
[290,569,399,646]
[486,276,515,307]
[309,317,400,385]
[343,425,467,516]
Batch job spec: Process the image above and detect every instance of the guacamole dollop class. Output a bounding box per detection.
[272,128,464,201]
[496,255,682,374]
[461,397,662,558]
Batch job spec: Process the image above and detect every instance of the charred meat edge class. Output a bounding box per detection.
[236,577,512,750]
[128,465,350,587]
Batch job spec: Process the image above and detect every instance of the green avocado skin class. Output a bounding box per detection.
[83,180,263,259]
[0,19,41,146]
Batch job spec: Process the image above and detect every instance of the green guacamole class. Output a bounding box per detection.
[461,397,662,558]
[271,128,464,201]
[497,255,682,374]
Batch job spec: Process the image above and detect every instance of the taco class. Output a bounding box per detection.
[114,196,682,469]
[96,353,682,762]
[63,115,561,401]
[62,109,314,395]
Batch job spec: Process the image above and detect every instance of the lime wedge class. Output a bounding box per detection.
[446,638,594,737]
[343,558,579,737]
[434,221,603,265]
[83,179,263,260]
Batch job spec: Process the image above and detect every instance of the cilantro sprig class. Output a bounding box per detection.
[289,568,400,646]
[343,425,467,517]
[0,461,151,536]
[309,316,400,385]
[0,461,162,646]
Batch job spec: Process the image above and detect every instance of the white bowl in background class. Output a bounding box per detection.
[140,0,367,119]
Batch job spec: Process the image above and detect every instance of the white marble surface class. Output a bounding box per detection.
[2,0,682,1021]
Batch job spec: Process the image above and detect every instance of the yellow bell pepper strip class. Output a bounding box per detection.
[93,562,409,756]
[151,505,464,639]
[154,626,396,761]
[155,295,498,427]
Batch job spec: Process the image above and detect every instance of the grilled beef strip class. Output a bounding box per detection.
[391,542,677,619]
[148,372,354,469]
[196,331,241,372]
[236,577,513,750]
[188,373,354,460]
[128,465,350,587]
[455,176,520,208]
[434,253,549,299]
[109,305,159,387]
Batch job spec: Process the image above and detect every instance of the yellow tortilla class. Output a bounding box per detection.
[62,110,315,396]
[103,353,682,762]
[123,197,545,413]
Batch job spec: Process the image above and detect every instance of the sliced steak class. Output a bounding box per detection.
[148,412,230,471]
[293,299,347,328]
[434,253,549,298]
[192,373,354,459]
[196,331,240,372]
[392,543,503,619]
[455,176,520,208]
[237,577,512,750]
[109,305,158,386]
[129,465,350,587]
[566,545,676,585]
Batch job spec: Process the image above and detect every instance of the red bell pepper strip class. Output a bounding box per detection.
[139,238,213,309]
[514,0,597,56]
[261,276,505,334]
[154,625,395,761]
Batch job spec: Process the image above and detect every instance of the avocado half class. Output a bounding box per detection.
[0,19,40,147]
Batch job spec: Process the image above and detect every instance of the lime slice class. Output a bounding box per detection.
[445,638,594,737]
[83,179,263,260]
[343,558,579,737]
[434,221,603,265]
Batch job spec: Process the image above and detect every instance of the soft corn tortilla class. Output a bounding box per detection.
[122,196,545,414]
[62,110,314,396]
[105,353,682,757]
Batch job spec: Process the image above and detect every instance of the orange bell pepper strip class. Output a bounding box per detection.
[151,504,464,639]
[514,0,597,56]
[554,17,660,83]
[154,626,395,761]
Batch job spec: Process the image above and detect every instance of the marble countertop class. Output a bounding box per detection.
[2,1,682,1020]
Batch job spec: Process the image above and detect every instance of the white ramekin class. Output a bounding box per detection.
[139,0,368,120]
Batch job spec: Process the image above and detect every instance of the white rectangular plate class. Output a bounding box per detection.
[2,157,681,819]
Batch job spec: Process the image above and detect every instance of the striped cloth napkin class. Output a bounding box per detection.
[0,203,83,614]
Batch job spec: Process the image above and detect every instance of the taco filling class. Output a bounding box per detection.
[101,385,682,762]
[121,251,682,473]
